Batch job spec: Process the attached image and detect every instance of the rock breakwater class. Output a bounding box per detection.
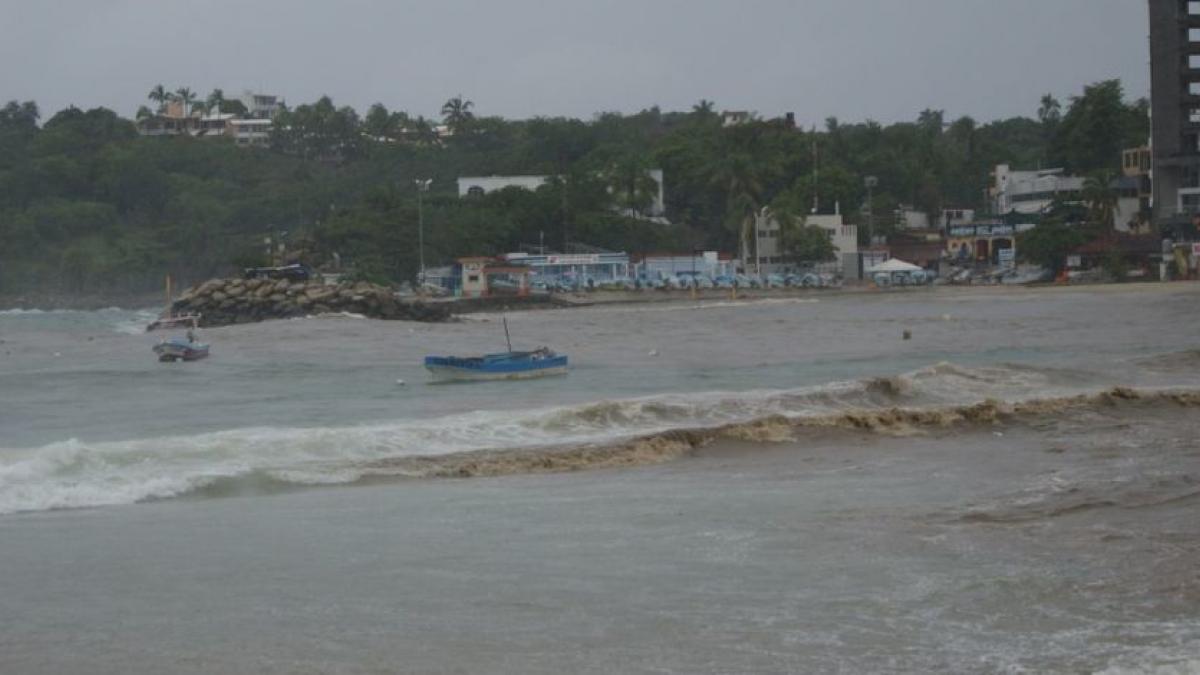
[170,277,450,327]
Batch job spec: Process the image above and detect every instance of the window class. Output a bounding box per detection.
[467,275,480,283]
[1191,55,1200,69]
[1190,28,1200,43]
[466,186,484,197]
[1190,0,1200,15]
[1184,165,1200,189]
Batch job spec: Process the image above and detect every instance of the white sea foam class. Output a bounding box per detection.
[0,362,1119,515]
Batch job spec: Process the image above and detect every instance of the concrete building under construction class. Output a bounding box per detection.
[1149,0,1200,235]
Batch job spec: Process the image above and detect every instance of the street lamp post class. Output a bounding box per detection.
[864,176,878,246]
[691,247,699,299]
[415,178,431,285]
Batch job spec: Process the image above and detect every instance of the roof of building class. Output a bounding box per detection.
[867,258,924,273]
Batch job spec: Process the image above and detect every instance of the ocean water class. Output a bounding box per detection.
[1,286,1199,673]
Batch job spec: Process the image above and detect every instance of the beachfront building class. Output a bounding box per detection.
[635,251,735,281]
[945,222,1036,266]
[1148,0,1200,235]
[501,251,631,285]
[456,257,533,298]
[751,212,859,276]
[457,171,667,218]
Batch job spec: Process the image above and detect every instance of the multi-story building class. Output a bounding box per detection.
[240,91,285,120]
[1148,0,1200,232]
[752,212,858,276]
[990,164,1085,215]
[136,89,280,147]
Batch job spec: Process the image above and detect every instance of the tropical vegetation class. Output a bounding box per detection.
[0,79,1148,295]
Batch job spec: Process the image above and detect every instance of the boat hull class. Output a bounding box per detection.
[154,341,209,362]
[423,352,568,382]
[424,363,568,382]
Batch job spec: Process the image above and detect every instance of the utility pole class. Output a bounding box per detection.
[811,128,819,214]
[415,178,431,285]
[756,207,768,276]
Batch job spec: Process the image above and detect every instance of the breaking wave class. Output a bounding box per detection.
[3,358,1199,515]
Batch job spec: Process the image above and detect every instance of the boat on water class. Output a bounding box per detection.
[153,336,210,362]
[423,317,567,382]
[424,348,567,381]
[152,311,209,362]
[145,274,202,332]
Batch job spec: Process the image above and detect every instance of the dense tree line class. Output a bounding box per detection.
[0,80,1146,295]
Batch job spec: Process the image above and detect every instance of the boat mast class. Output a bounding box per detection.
[502,316,513,352]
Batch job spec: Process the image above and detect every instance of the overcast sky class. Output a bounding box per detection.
[1,0,1147,126]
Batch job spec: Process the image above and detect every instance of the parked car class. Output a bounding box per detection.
[765,273,786,288]
[737,274,762,289]
[712,275,735,289]
[243,263,314,282]
[797,272,822,288]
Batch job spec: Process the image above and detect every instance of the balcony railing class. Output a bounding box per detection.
[1156,205,1200,218]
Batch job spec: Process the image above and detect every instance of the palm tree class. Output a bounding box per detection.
[1037,94,1061,126]
[412,115,438,145]
[206,88,225,115]
[175,87,196,116]
[707,152,764,268]
[135,105,153,120]
[1082,171,1118,230]
[440,95,474,134]
[148,84,168,113]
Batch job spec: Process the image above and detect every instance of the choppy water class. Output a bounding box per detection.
[1,286,1199,673]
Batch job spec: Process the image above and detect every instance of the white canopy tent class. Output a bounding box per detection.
[866,258,924,274]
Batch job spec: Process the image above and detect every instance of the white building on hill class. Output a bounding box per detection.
[457,170,667,218]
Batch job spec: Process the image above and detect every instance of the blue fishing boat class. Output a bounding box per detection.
[424,348,567,381]
[423,317,567,381]
[153,336,210,362]
[153,319,209,362]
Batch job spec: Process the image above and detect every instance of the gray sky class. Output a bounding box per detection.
[1,0,1147,126]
